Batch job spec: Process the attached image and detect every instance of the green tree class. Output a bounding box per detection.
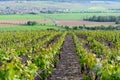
[27,21,38,26]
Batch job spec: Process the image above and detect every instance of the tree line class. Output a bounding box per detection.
[84,16,120,24]
[63,25,120,30]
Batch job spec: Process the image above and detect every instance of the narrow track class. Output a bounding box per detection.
[49,35,83,80]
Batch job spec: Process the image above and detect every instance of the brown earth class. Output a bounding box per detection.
[56,20,117,27]
[0,20,52,27]
[0,20,117,27]
[49,35,83,80]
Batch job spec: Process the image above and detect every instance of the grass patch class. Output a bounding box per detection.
[0,13,120,20]
[42,13,120,20]
[0,25,65,32]
[0,14,46,20]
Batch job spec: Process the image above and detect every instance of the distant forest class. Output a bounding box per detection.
[84,16,120,24]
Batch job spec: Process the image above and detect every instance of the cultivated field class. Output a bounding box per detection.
[0,20,118,27]
[0,13,120,28]
[0,31,120,80]
[0,1,120,80]
[0,13,120,20]
[56,20,117,27]
[0,20,52,27]
[43,13,120,20]
[0,14,45,20]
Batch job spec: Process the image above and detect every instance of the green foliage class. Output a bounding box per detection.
[83,75,92,80]
[84,15,120,22]
[115,20,120,24]
[0,31,67,80]
[0,25,66,32]
[73,31,120,80]
[27,21,38,26]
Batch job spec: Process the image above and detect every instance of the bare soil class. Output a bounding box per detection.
[56,20,117,27]
[0,20,52,27]
[49,35,83,80]
[0,20,117,27]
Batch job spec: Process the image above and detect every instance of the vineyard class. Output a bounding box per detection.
[0,30,120,80]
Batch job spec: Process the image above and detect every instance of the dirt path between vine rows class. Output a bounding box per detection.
[49,35,83,80]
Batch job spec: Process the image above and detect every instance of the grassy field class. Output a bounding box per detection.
[0,25,65,32]
[43,13,120,20]
[0,14,46,20]
[0,13,120,21]
[0,13,120,29]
